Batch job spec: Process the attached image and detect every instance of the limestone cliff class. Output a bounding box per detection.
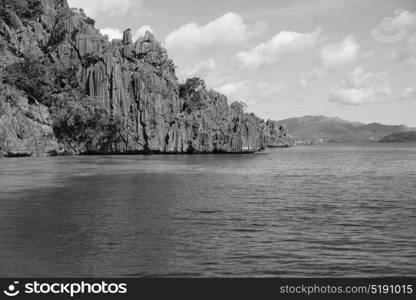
[0,83,59,153]
[0,0,268,155]
[265,120,294,147]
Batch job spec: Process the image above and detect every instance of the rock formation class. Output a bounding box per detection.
[265,120,294,147]
[0,84,59,153]
[0,0,273,155]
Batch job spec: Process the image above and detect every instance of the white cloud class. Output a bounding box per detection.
[133,25,155,41]
[218,81,249,97]
[299,79,308,88]
[68,0,132,17]
[371,10,416,43]
[329,67,392,105]
[253,0,351,18]
[217,80,286,106]
[389,35,416,64]
[164,12,267,52]
[177,58,217,81]
[100,28,123,40]
[320,35,360,68]
[362,50,375,58]
[394,10,416,29]
[398,87,416,101]
[299,36,360,88]
[100,26,154,42]
[299,67,325,88]
[236,28,322,69]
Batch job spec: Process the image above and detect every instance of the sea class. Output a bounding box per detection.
[0,143,415,277]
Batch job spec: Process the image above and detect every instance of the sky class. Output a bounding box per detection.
[67,0,416,126]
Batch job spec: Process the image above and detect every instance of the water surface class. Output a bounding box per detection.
[0,144,415,277]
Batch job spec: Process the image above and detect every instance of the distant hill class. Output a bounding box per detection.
[379,132,416,143]
[277,116,410,143]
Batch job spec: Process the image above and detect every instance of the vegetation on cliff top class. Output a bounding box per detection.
[0,0,272,155]
[1,0,44,21]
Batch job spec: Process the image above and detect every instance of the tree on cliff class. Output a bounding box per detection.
[1,0,43,21]
[231,101,247,115]
[52,95,127,153]
[0,0,267,154]
[4,52,80,106]
[179,77,206,98]
[4,55,53,104]
[180,77,209,113]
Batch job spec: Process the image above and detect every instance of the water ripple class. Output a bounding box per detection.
[0,144,415,277]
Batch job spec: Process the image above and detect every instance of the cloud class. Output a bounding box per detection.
[299,79,308,88]
[329,67,392,105]
[320,35,360,68]
[217,80,286,106]
[164,12,267,52]
[362,50,375,58]
[398,87,416,101]
[394,10,416,29]
[236,28,322,69]
[389,35,416,64]
[299,67,325,88]
[68,0,132,17]
[300,36,361,88]
[247,0,351,18]
[371,10,416,43]
[218,81,249,97]
[133,25,155,41]
[100,26,154,41]
[177,58,217,81]
[100,28,123,40]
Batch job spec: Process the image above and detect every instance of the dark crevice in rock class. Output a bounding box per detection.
[0,0,287,156]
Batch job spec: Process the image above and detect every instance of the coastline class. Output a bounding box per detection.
[1,149,264,158]
[3,141,415,158]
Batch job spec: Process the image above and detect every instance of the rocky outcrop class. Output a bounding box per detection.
[265,120,294,147]
[0,0,267,155]
[0,84,59,155]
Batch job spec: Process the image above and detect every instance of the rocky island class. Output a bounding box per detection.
[0,0,288,156]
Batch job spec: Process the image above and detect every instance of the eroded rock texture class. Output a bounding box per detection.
[265,120,295,147]
[0,0,269,154]
[0,84,59,154]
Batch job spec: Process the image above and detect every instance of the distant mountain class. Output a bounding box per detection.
[278,116,410,143]
[379,132,416,143]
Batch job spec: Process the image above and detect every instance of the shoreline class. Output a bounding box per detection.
[2,142,415,158]
[1,149,264,158]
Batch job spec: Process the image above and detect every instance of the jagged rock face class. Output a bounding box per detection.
[180,88,266,153]
[265,120,294,146]
[0,0,266,154]
[0,84,59,154]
